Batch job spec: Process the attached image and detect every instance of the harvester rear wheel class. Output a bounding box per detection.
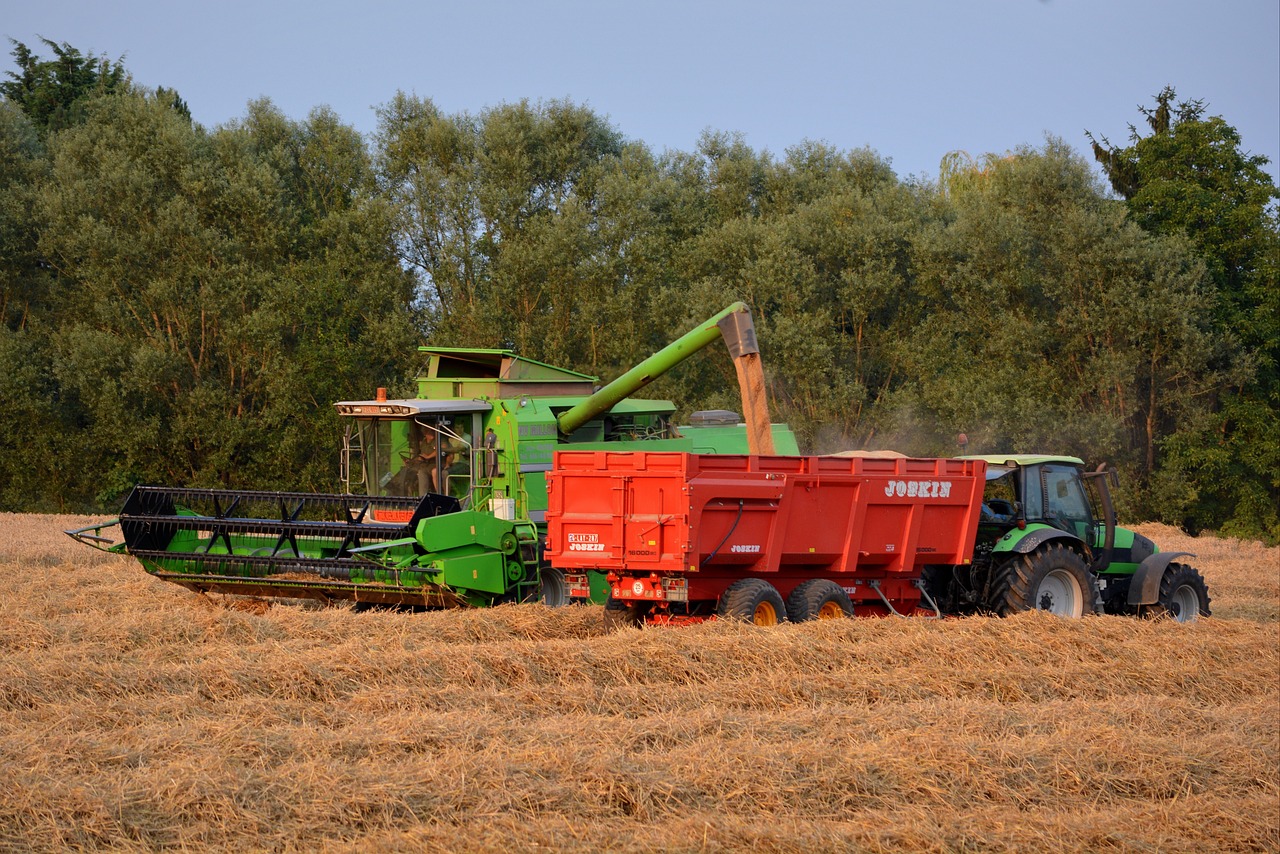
[540,567,568,608]
[1146,563,1211,623]
[991,544,1101,617]
[603,597,649,630]
[719,578,786,626]
[786,579,853,622]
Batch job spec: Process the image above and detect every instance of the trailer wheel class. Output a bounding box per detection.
[1145,563,1211,623]
[718,579,786,626]
[540,567,568,608]
[786,579,853,622]
[602,597,648,630]
[992,544,1101,617]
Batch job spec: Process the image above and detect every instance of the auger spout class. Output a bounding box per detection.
[555,302,776,454]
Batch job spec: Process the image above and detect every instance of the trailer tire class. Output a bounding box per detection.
[1144,563,1211,623]
[786,579,853,622]
[719,579,787,626]
[991,544,1101,617]
[540,567,568,608]
[602,597,648,631]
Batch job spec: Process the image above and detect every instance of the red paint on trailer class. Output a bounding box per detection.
[546,451,986,620]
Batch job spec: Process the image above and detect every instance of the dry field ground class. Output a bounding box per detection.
[0,513,1276,853]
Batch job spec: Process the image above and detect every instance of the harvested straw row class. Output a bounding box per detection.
[0,514,1275,852]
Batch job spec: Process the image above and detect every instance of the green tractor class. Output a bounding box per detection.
[923,455,1211,622]
[67,303,797,608]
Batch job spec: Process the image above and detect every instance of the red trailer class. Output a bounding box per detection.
[546,451,987,625]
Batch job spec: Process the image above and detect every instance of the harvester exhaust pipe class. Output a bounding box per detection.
[554,302,777,454]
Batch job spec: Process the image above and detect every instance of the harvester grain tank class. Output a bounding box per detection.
[67,303,797,608]
[546,451,1212,625]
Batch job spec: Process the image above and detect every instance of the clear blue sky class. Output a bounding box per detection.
[4,0,1278,184]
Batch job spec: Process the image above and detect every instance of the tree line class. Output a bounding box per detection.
[2,40,1276,542]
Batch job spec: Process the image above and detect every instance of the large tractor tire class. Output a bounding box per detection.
[786,578,853,622]
[991,543,1102,617]
[1146,563,1211,623]
[602,596,649,631]
[718,578,787,626]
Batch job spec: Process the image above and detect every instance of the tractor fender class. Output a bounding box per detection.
[1127,552,1196,606]
[992,524,1082,556]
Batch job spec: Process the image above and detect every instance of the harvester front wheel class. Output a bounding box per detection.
[786,579,853,622]
[993,544,1101,618]
[1147,564,1211,623]
[719,578,786,626]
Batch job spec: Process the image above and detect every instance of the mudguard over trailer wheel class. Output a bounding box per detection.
[719,578,787,626]
[1146,563,1211,623]
[786,578,853,621]
[992,543,1102,617]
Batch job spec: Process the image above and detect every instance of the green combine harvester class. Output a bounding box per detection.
[67,303,797,608]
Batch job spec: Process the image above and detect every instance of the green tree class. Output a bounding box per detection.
[32,91,416,502]
[375,95,626,363]
[903,141,1225,524]
[1,38,127,135]
[1089,88,1280,540]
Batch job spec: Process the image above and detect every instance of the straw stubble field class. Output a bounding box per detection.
[0,513,1276,853]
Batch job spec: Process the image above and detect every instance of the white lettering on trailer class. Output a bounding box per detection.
[568,542,605,552]
[882,480,954,499]
[729,544,761,553]
[567,532,600,544]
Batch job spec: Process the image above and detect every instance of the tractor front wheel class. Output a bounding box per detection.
[992,544,1101,617]
[1146,564,1211,623]
[719,578,787,626]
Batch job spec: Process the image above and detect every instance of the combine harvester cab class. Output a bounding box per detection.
[547,451,987,625]
[67,303,797,609]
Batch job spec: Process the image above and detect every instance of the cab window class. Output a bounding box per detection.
[1041,464,1091,537]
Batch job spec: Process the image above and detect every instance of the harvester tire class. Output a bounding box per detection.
[786,578,853,622]
[991,544,1101,618]
[719,578,787,626]
[603,597,648,631]
[1145,563,1211,623]
[540,567,568,608]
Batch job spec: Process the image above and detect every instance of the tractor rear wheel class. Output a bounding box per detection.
[719,579,787,626]
[786,579,853,622]
[602,596,649,630]
[992,544,1101,617]
[1147,564,1211,623]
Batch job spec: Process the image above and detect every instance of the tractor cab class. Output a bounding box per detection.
[967,455,1119,571]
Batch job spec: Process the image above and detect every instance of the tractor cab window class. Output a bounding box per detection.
[981,466,1019,522]
[1040,464,1092,538]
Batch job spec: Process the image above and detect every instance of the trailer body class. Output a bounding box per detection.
[546,451,986,622]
